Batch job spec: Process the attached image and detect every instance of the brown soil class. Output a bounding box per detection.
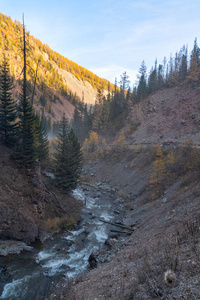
[125,82,200,144]
[47,83,200,299]
[0,143,82,245]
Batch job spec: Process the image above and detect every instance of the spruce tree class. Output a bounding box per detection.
[67,128,83,181]
[16,92,35,167]
[53,114,82,191]
[13,16,35,168]
[34,114,49,163]
[188,39,200,85]
[0,54,18,146]
[137,61,147,101]
[71,105,83,140]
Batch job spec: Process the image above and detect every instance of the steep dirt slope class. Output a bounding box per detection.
[47,84,200,299]
[125,83,200,144]
[0,143,81,244]
[48,144,200,299]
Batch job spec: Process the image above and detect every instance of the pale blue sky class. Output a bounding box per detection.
[0,0,200,85]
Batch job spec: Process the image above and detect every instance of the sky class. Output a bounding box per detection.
[0,0,200,86]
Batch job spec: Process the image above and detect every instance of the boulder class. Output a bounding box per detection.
[88,251,99,268]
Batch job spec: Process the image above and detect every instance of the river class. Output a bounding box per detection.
[0,182,124,300]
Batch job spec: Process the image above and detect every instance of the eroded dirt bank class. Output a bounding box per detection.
[0,143,82,249]
[49,145,200,300]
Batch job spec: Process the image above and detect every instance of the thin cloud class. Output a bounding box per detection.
[91,65,138,86]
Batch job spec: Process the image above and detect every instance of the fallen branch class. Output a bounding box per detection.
[110,229,132,235]
[99,218,134,231]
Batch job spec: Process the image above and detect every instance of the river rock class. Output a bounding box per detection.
[88,251,99,268]
[105,238,117,249]
[73,224,80,231]
[0,240,33,256]
[65,239,73,247]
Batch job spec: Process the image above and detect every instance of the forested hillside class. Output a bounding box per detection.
[0,13,114,135]
[81,38,200,145]
[1,10,200,300]
[58,39,200,300]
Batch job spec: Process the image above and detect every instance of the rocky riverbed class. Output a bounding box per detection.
[0,180,127,300]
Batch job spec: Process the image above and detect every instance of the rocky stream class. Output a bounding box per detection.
[0,181,126,300]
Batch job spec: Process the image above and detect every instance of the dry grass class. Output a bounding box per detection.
[45,216,75,233]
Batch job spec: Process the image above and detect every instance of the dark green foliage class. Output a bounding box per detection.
[34,115,49,163]
[179,45,188,81]
[14,91,36,168]
[71,106,83,139]
[0,55,18,146]
[157,64,164,89]
[53,114,83,191]
[71,102,93,142]
[137,61,147,101]
[12,16,36,168]
[67,128,83,180]
[82,104,93,137]
[187,39,200,84]
[53,120,60,136]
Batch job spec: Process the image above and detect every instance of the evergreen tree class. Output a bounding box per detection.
[53,114,82,191]
[82,103,93,138]
[71,105,83,140]
[168,54,176,86]
[67,128,83,181]
[179,45,188,81]
[188,39,200,85]
[148,67,157,94]
[92,87,105,132]
[119,71,130,90]
[13,16,36,168]
[157,64,164,89]
[34,114,49,163]
[148,59,158,94]
[137,61,147,100]
[16,91,36,167]
[0,54,18,146]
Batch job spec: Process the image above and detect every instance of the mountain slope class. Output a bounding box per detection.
[0,13,114,125]
[125,82,200,144]
[56,82,200,299]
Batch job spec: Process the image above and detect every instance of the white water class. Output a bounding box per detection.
[0,184,121,299]
[35,187,114,277]
[0,273,38,299]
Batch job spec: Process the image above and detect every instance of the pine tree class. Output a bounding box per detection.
[16,92,35,167]
[0,54,18,146]
[188,40,200,85]
[82,103,93,137]
[147,59,157,94]
[53,114,82,191]
[119,71,130,90]
[67,128,83,181]
[179,45,188,81]
[92,87,105,132]
[13,16,36,168]
[157,64,164,89]
[34,114,49,163]
[137,61,147,100]
[71,105,83,140]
